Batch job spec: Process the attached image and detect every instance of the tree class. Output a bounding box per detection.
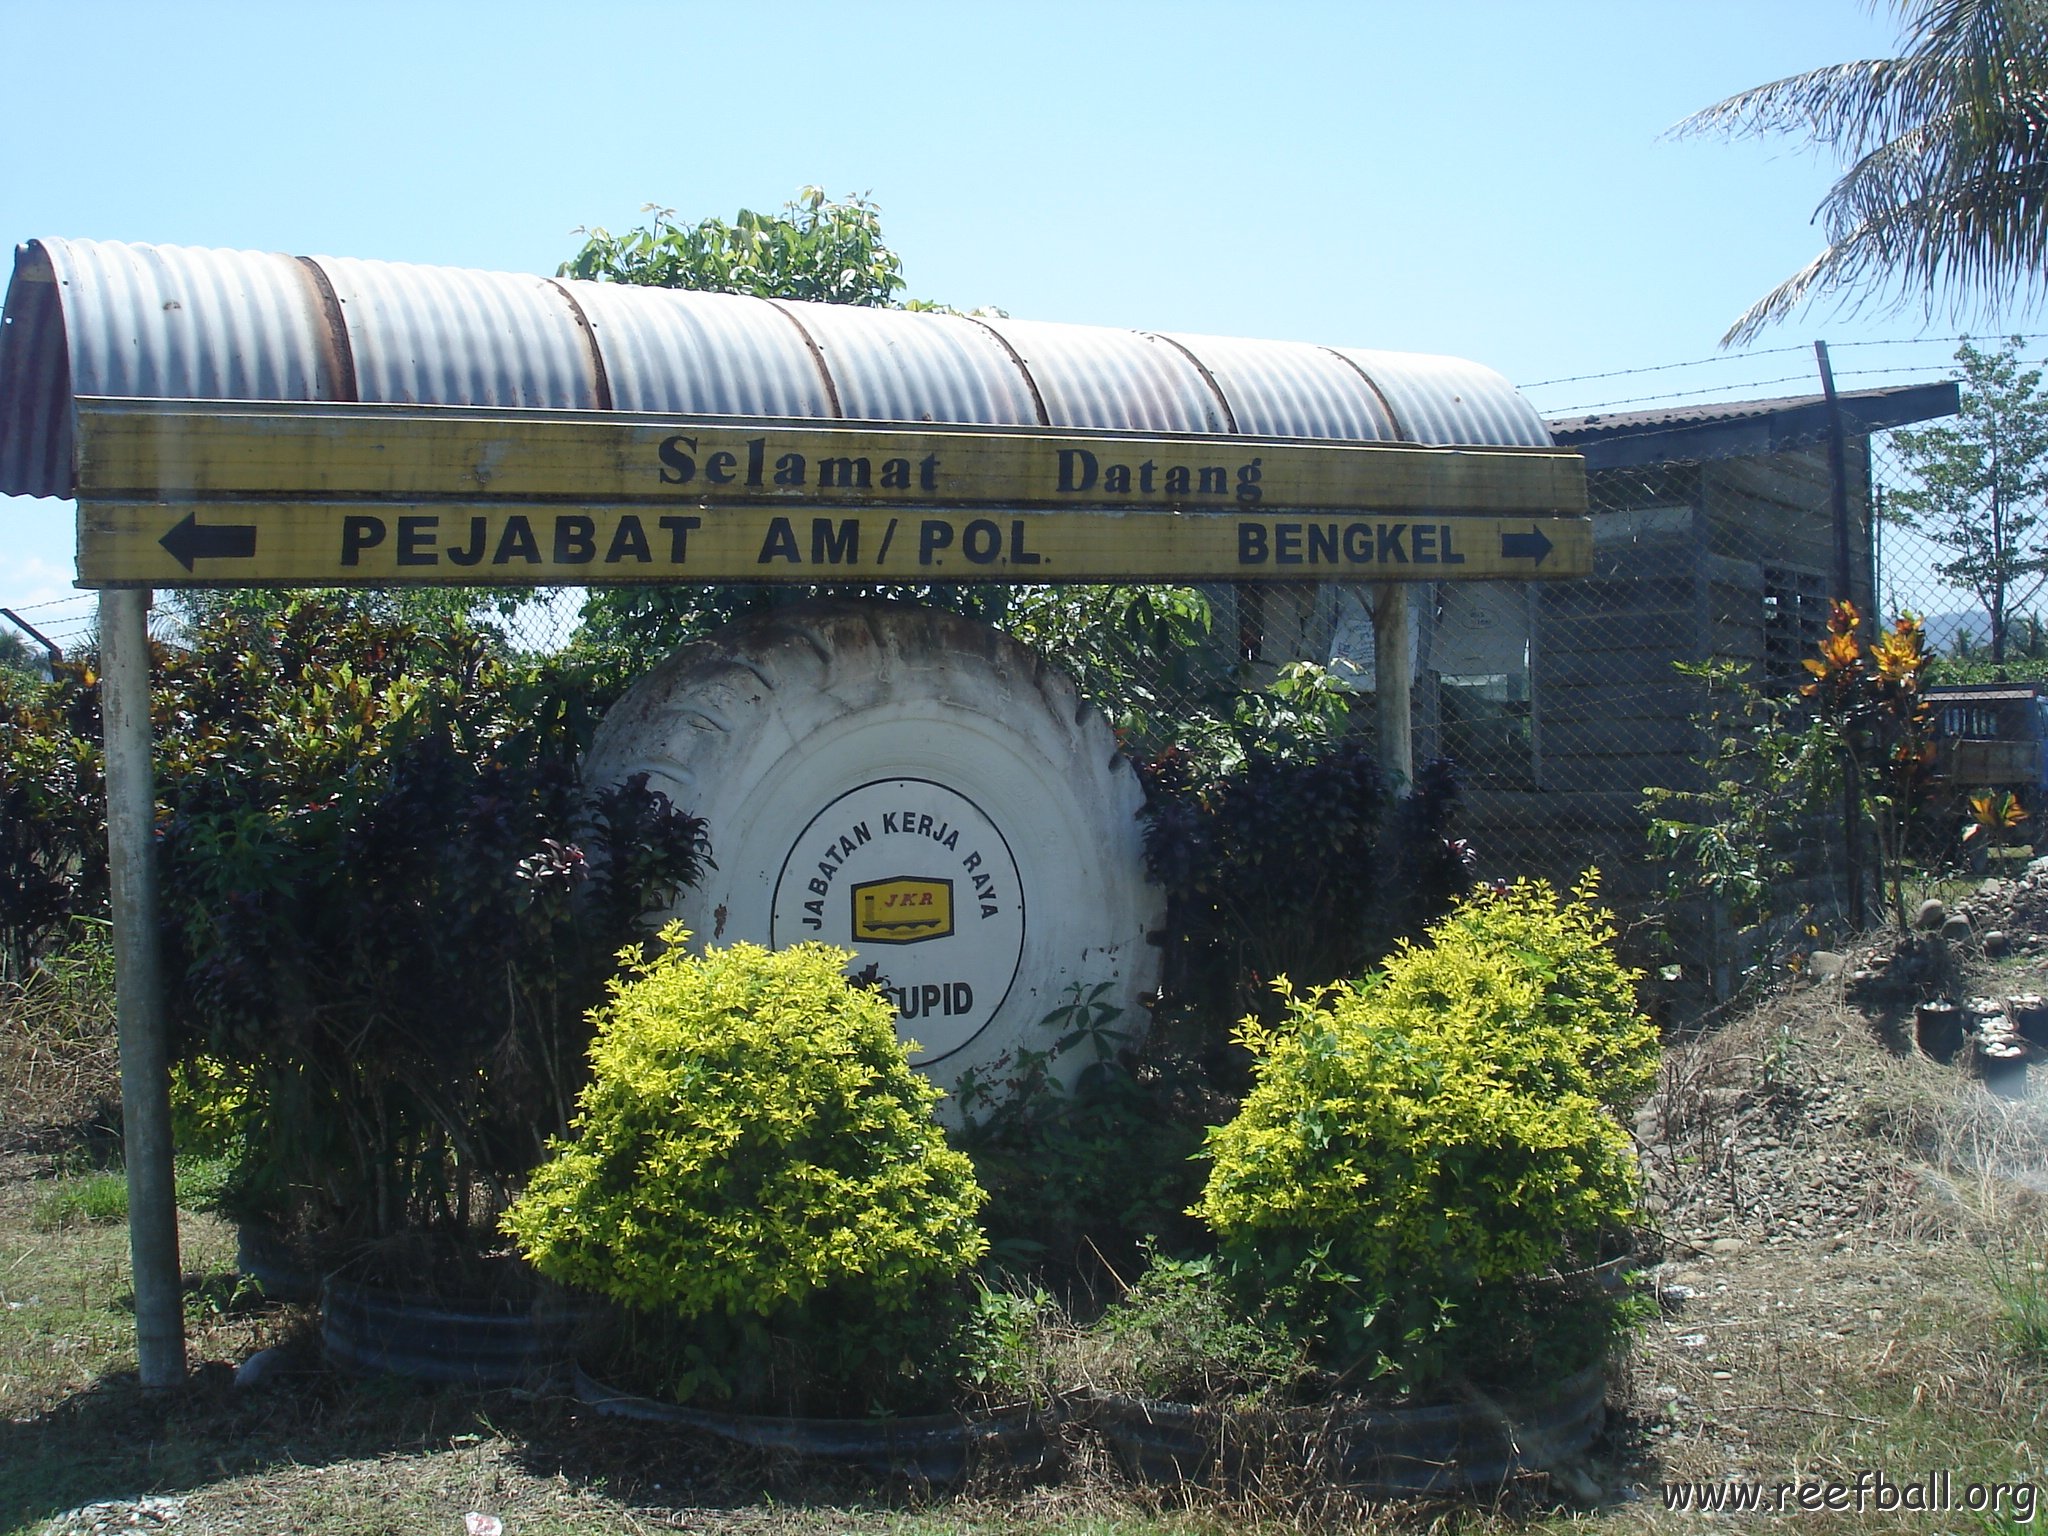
[1888,338,2048,663]
[563,189,1014,660]
[561,186,906,307]
[1677,0,2048,344]
[558,190,1219,712]
[0,629,41,683]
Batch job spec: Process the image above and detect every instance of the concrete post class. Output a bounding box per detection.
[99,587,186,1387]
[1372,582,1414,792]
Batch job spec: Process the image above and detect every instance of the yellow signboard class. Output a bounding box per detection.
[78,501,1590,586]
[71,398,1591,587]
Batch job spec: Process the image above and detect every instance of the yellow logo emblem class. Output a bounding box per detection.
[852,877,954,944]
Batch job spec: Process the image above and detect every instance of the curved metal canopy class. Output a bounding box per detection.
[0,238,1552,502]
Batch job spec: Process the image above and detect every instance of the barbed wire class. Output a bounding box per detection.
[1542,373,1849,415]
[1520,344,1816,390]
[1520,335,2048,419]
[4,593,94,615]
[1521,333,2048,392]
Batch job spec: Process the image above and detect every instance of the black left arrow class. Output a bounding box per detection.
[159,512,258,572]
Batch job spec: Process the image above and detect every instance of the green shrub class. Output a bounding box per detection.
[152,595,709,1245]
[1192,877,1655,1388]
[953,1278,1064,1407]
[955,982,1211,1279]
[503,929,988,1409]
[1089,1251,1304,1403]
[0,665,107,979]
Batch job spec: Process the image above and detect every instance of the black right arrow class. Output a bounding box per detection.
[1500,525,1554,566]
[159,512,258,573]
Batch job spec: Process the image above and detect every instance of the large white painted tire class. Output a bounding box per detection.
[582,599,1161,1116]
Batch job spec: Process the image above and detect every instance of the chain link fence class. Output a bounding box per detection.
[4,374,2003,1009]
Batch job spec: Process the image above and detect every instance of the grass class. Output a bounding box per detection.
[1989,1247,2048,1358]
[27,1171,129,1230]
[24,1155,240,1233]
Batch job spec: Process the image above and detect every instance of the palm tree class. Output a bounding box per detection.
[1678,0,2048,345]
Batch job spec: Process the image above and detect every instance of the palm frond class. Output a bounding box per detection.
[1684,0,2048,342]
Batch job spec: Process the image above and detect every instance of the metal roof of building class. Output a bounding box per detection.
[0,238,1554,501]
[1927,683,2047,703]
[1547,381,1961,471]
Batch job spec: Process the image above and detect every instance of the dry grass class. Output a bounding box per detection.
[1569,967,2048,1533]
[0,950,120,1156]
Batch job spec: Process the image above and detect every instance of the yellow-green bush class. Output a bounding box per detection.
[503,927,987,1333]
[1192,877,1655,1385]
[169,1053,255,1161]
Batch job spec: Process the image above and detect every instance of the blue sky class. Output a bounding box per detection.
[2,0,2038,643]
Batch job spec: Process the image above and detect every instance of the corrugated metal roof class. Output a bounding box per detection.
[0,237,1554,500]
[316,255,605,411]
[1928,683,2047,704]
[1547,382,1958,441]
[1546,381,1961,474]
[574,282,834,418]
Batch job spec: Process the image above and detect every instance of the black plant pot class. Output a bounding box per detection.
[321,1276,584,1386]
[571,1363,1058,1481]
[1090,1359,1609,1495]
[234,1223,322,1305]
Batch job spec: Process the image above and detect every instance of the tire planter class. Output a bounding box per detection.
[581,599,1161,1117]
[1091,1360,1609,1496]
[572,1364,1056,1481]
[234,1224,321,1305]
[320,1277,583,1386]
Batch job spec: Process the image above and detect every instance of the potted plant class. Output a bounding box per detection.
[504,930,1050,1475]
[1096,878,1656,1494]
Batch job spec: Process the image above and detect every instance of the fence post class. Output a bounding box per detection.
[1816,340,1868,929]
[100,586,186,1387]
[1372,583,1414,791]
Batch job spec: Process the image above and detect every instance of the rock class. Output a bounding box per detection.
[1986,930,2012,957]
[1943,914,1975,943]
[1917,899,1947,930]
[39,1498,184,1535]
[1708,1237,1747,1256]
[233,1343,307,1388]
[1809,950,1847,979]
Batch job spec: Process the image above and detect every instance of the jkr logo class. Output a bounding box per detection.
[852,877,954,943]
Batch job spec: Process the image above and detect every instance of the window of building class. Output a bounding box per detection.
[1762,564,1829,687]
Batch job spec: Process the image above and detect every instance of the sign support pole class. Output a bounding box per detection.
[1372,582,1414,791]
[100,587,185,1387]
